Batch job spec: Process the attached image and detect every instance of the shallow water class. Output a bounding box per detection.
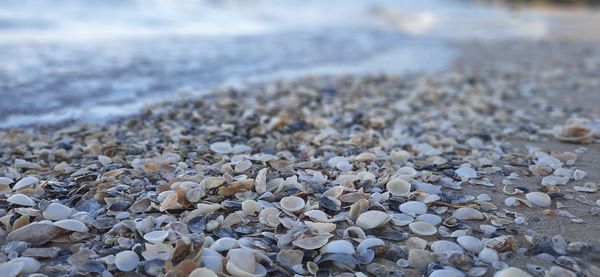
[0,0,548,127]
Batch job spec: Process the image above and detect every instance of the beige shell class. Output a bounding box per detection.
[355,210,390,229]
[189,268,219,277]
[292,234,332,250]
[408,221,437,236]
[7,194,35,206]
[279,196,305,213]
[304,210,329,222]
[386,179,411,196]
[226,248,267,277]
[53,219,89,232]
[241,200,262,215]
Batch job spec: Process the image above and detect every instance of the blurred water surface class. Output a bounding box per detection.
[0,0,550,127]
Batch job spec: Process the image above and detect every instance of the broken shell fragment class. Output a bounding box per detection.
[144,230,169,244]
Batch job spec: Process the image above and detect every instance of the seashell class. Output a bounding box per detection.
[342,227,366,242]
[242,200,261,215]
[319,196,341,211]
[349,199,369,220]
[431,240,464,260]
[452,207,484,220]
[0,177,14,185]
[13,176,39,191]
[306,222,336,233]
[553,125,594,143]
[525,192,551,207]
[399,201,427,215]
[280,196,305,212]
[320,240,355,255]
[142,243,174,261]
[304,210,329,222]
[0,261,24,277]
[457,235,483,253]
[573,169,587,181]
[355,210,390,229]
[415,214,442,226]
[211,238,240,252]
[144,230,169,244]
[226,248,267,277]
[130,198,152,213]
[54,219,89,232]
[276,249,303,268]
[496,267,532,277]
[255,168,268,194]
[408,221,437,236]
[159,192,182,212]
[185,187,205,203]
[322,186,345,198]
[479,247,499,264]
[210,142,233,154]
[430,269,463,277]
[292,234,332,250]
[190,268,219,277]
[43,203,73,221]
[408,249,435,269]
[356,238,384,253]
[115,250,140,272]
[355,152,376,162]
[455,166,477,179]
[7,257,40,273]
[6,222,64,245]
[390,214,414,226]
[529,164,553,176]
[405,237,428,250]
[7,194,36,206]
[386,179,411,196]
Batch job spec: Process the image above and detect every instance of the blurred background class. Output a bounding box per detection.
[0,0,598,127]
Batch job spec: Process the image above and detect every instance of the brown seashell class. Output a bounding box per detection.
[169,259,198,277]
[543,209,557,216]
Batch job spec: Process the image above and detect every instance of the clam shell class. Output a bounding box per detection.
[386,179,411,196]
[0,177,14,185]
[455,167,477,179]
[356,238,384,253]
[190,268,219,277]
[226,248,267,277]
[452,207,484,220]
[210,142,233,154]
[408,222,437,236]
[210,238,240,252]
[7,194,35,206]
[525,192,551,207]
[142,243,174,261]
[415,214,442,226]
[355,210,390,229]
[292,234,332,250]
[457,235,484,252]
[115,250,140,272]
[431,240,464,260]
[54,219,89,232]
[276,249,303,268]
[390,214,414,226]
[279,196,305,212]
[0,261,23,277]
[496,267,532,277]
[7,257,40,273]
[320,240,355,255]
[13,176,39,191]
[144,230,169,244]
[241,200,261,215]
[553,125,594,142]
[399,201,427,215]
[304,210,329,222]
[43,203,73,221]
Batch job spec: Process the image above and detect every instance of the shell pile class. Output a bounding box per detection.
[0,71,599,277]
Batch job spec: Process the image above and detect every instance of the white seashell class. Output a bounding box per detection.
[320,240,355,255]
[142,243,174,261]
[0,177,14,185]
[115,250,140,272]
[356,238,384,253]
[408,221,437,236]
[0,261,23,277]
[306,222,336,233]
[241,200,261,215]
[143,230,169,244]
[43,203,73,221]
[415,214,442,226]
[479,247,499,264]
[226,248,267,277]
[7,194,35,206]
[304,210,329,222]
[199,248,224,273]
[190,268,219,277]
[13,176,39,191]
[342,227,366,242]
[279,196,305,212]
[496,267,532,277]
[541,175,569,186]
[98,155,112,166]
[210,142,233,154]
[386,179,411,196]
[525,192,551,207]
[457,235,484,253]
[399,201,427,215]
[210,237,239,252]
[355,210,390,229]
[405,237,428,250]
[455,167,477,179]
[390,214,414,226]
[430,269,463,277]
[292,234,332,250]
[573,169,587,181]
[54,219,89,232]
[7,257,40,273]
[355,152,376,162]
[431,240,464,260]
[452,207,484,220]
